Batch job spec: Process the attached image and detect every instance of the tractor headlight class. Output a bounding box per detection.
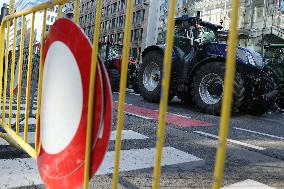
[246,52,256,66]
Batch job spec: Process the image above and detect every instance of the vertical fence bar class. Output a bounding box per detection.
[16,15,25,134]
[35,9,47,153]
[57,4,62,18]
[2,21,11,124]
[74,0,80,24]
[83,0,103,188]
[8,17,17,128]
[152,1,176,189]
[112,0,133,189]
[15,15,26,134]
[0,22,6,119]
[23,12,35,143]
[212,1,240,189]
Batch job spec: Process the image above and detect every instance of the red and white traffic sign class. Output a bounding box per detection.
[37,18,112,189]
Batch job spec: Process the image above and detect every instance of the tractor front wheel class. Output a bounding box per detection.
[191,62,245,115]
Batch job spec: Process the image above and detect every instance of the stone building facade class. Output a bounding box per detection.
[69,0,160,61]
[195,0,284,53]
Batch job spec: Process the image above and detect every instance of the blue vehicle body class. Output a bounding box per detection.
[139,15,277,115]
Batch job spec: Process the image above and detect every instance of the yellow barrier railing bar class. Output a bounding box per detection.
[15,15,26,135]
[35,9,47,153]
[83,0,103,188]
[112,0,133,188]
[2,21,11,124]
[2,125,36,157]
[212,1,240,189]
[8,17,18,128]
[0,132,21,150]
[0,22,5,113]
[152,0,176,189]
[0,0,70,158]
[57,4,62,19]
[1,0,69,23]
[74,0,80,24]
[24,12,35,143]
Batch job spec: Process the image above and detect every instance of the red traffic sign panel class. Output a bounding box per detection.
[37,18,112,189]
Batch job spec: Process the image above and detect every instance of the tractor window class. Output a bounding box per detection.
[198,26,217,43]
[175,25,188,37]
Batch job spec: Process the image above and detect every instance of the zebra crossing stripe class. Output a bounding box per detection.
[0,147,201,188]
[4,117,37,125]
[96,146,201,175]
[221,179,275,189]
[9,109,37,114]
[0,130,202,188]
[0,130,148,145]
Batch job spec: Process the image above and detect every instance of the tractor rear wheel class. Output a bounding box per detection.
[191,62,245,115]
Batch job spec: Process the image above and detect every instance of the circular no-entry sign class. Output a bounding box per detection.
[37,18,112,189]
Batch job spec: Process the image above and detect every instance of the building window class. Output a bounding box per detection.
[121,0,126,11]
[112,2,118,13]
[134,29,138,42]
[112,18,116,29]
[140,28,143,41]
[135,0,142,5]
[107,5,111,16]
[119,16,124,27]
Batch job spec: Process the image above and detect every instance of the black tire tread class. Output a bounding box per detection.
[138,51,163,102]
[191,62,245,115]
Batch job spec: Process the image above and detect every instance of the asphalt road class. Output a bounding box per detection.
[0,90,283,188]
[96,90,284,189]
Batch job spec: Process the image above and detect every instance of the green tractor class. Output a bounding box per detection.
[265,44,284,109]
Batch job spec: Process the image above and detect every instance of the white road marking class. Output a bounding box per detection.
[0,130,148,146]
[234,127,284,140]
[109,130,149,140]
[4,117,37,125]
[221,179,275,189]
[125,112,154,120]
[0,147,201,188]
[9,109,37,114]
[4,103,33,108]
[193,131,266,150]
[96,147,202,175]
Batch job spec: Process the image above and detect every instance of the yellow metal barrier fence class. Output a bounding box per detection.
[0,0,70,160]
[0,0,241,188]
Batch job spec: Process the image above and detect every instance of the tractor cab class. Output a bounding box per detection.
[173,15,222,56]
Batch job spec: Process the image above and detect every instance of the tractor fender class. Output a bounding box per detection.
[188,55,252,81]
[142,45,165,59]
[188,56,226,80]
[142,45,179,62]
